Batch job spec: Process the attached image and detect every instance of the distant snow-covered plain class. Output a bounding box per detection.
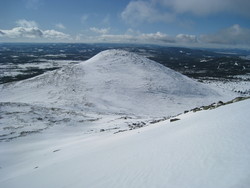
[0,59,82,78]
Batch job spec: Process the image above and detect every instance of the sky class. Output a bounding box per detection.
[0,0,250,48]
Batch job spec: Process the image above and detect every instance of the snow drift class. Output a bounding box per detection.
[0,49,233,117]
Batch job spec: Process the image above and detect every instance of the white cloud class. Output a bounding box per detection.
[16,19,38,28]
[90,27,110,35]
[55,23,66,30]
[43,30,70,39]
[153,0,250,17]
[0,27,43,38]
[76,31,192,44]
[74,25,250,48]
[75,34,84,41]
[0,20,70,41]
[97,34,137,43]
[176,34,197,43]
[200,24,250,45]
[121,0,250,28]
[121,1,175,25]
[140,32,175,43]
[2,19,249,48]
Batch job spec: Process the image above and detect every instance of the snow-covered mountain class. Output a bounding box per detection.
[0,49,249,188]
[0,49,235,117]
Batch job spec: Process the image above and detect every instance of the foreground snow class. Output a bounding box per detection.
[0,99,249,188]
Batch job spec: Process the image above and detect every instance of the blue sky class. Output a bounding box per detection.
[0,0,250,48]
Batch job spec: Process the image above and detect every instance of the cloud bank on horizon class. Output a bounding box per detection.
[0,19,70,41]
[0,0,250,48]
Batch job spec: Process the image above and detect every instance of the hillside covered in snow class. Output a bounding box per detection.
[0,49,249,188]
[0,96,249,188]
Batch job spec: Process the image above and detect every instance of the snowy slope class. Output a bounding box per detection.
[0,50,236,117]
[0,98,249,188]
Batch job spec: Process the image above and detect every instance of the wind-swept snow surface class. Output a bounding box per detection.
[0,99,249,188]
[0,50,235,117]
